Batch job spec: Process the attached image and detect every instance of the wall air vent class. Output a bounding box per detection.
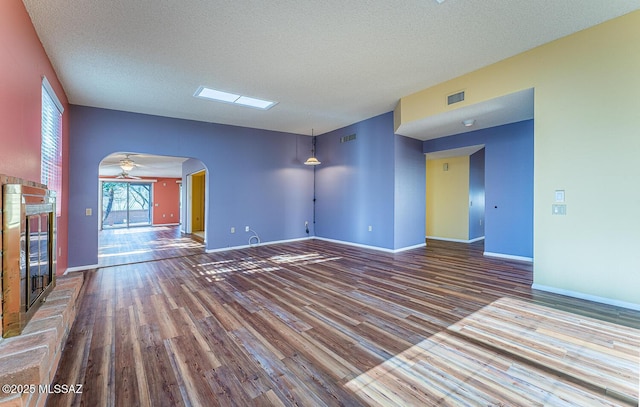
[447,91,465,105]
[340,134,357,143]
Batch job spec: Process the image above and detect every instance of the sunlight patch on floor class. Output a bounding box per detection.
[154,238,203,249]
[194,257,281,282]
[98,249,152,258]
[193,251,343,283]
[110,226,171,234]
[269,252,342,266]
[345,297,640,406]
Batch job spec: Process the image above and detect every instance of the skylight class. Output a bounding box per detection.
[194,86,277,110]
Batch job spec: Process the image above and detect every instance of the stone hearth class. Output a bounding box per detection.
[0,273,83,407]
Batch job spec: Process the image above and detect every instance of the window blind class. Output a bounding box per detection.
[41,77,63,216]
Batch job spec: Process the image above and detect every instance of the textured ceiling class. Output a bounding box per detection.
[396,88,535,141]
[99,152,188,178]
[23,0,640,137]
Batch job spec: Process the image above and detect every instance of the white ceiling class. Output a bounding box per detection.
[425,145,484,161]
[99,152,187,178]
[23,0,640,138]
[397,88,535,141]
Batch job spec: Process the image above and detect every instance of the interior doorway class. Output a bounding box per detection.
[97,152,199,267]
[425,146,485,243]
[185,170,206,240]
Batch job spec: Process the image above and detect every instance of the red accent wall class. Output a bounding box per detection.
[100,177,182,226]
[153,178,181,225]
[0,1,70,274]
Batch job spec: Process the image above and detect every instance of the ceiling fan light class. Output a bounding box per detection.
[120,162,135,171]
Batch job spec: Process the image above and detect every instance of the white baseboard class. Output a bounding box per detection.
[532,284,640,311]
[427,236,485,244]
[393,242,428,253]
[64,263,99,274]
[206,236,313,253]
[483,251,533,263]
[314,237,426,253]
[208,236,426,254]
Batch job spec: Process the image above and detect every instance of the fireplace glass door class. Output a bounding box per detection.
[26,212,51,307]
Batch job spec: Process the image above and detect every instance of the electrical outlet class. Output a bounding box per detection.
[368,225,372,232]
[231,227,235,233]
[552,204,567,215]
[245,226,250,232]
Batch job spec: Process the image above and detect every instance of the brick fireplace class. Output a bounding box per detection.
[0,175,84,407]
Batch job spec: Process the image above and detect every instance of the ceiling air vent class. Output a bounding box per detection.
[340,134,356,143]
[447,91,465,105]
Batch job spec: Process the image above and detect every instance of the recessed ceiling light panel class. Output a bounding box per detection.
[235,96,277,109]
[194,87,239,103]
[194,86,277,110]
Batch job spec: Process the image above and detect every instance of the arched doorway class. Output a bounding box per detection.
[97,152,204,266]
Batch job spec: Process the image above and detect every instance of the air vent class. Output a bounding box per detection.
[447,91,465,105]
[340,134,357,143]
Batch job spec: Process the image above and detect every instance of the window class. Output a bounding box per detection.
[41,77,63,216]
[101,181,152,229]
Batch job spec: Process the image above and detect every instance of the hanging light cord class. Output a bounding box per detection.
[312,165,317,227]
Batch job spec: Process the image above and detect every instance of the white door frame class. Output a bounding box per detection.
[184,173,193,234]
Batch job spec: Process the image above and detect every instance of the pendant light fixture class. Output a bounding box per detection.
[304,129,321,166]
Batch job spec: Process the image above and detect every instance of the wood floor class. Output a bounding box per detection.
[49,227,640,406]
[98,225,204,267]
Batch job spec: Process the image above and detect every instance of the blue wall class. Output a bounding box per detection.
[68,105,314,268]
[394,135,427,249]
[315,112,425,250]
[69,106,427,268]
[315,113,395,248]
[423,120,533,259]
[469,148,485,240]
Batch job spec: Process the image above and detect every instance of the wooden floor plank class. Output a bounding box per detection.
[48,227,640,406]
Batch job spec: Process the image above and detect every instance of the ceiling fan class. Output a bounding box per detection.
[117,154,143,171]
[102,154,143,170]
[116,170,141,180]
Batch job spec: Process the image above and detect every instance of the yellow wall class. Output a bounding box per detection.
[426,156,469,240]
[396,11,640,307]
[191,171,205,231]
